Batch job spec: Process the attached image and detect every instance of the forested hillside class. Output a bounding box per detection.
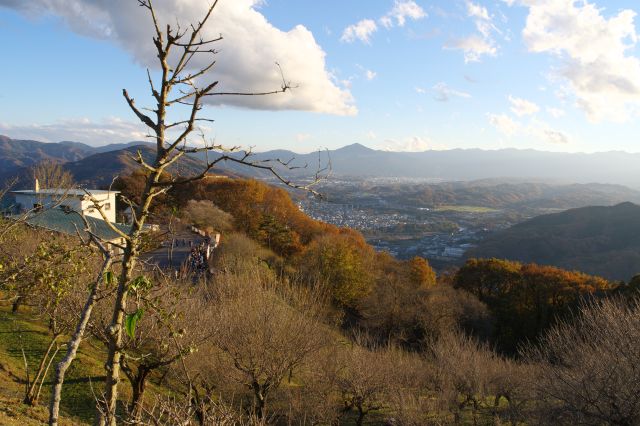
[467,202,640,280]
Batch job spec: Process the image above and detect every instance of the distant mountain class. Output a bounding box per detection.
[467,203,640,281]
[4,136,640,188]
[0,136,147,184]
[0,135,94,171]
[64,145,208,186]
[319,179,640,215]
[3,143,225,188]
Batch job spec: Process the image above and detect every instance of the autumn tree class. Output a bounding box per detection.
[300,231,375,309]
[453,258,611,352]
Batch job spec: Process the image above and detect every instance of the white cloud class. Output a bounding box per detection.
[467,2,490,21]
[445,35,497,63]
[381,0,427,28]
[508,0,640,122]
[341,19,378,44]
[547,107,566,118]
[487,112,570,144]
[365,70,377,81]
[433,82,472,102]
[343,1,426,45]
[295,133,312,142]
[542,129,569,144]
[366,131,377,140]
[415,86,427,94]
[2,0,356,116]
[527,119,570,144]
[445,1,499,63]
[508,95,540,116]
[379,136,440,152]
[487,113,520,136]
[0,117,148,145]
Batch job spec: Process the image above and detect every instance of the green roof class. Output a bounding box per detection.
[13,208,131,242]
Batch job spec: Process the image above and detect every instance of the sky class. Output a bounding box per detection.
[1,0,640,154]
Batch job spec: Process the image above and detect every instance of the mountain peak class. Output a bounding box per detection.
[337,143,375,153]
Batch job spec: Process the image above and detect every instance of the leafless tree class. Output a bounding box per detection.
[330,338,401,426]
[48,212,114,426]
[523,297,640,425]
[181,199,232,234]
[203,270,327,419]
[30,160,74,192]
[87,272,212,424]
[80,1,327,422]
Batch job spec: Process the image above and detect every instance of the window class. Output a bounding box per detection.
[104,202,111,210]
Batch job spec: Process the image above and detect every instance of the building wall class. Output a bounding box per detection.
[14,192,117,222]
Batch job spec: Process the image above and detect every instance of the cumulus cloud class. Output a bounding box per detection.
[365,69,377,81]
[341,19,378,44]
[380,0,427,28]
[508,95,540,116]
[445,1,499,63]
[487,113,520,136]
[379,136,435,152]
[1,0,356,116]
[527,119,571,144]
[343,1,426,44]
[0,117,148,145]
[433,82,472,102]
[507,0,640,122]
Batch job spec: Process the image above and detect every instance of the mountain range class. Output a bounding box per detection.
[3,135,640,188]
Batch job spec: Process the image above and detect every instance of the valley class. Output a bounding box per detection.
[295,177,640,271]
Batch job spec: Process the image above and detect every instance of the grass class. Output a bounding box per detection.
[0,304,108,424]
[435,205,499,213]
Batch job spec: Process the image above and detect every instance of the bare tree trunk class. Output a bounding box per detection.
[49,254,113,426]
[355,406,366,426]
[12,295,23,313]
[252,381,267,419]
[98,179,157,426]
[24,334,58,405]
[129,365,151,424]
[98,250,136,426]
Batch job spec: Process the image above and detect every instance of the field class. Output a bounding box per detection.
[434,205,500,213]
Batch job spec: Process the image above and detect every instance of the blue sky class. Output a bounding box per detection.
[1,0,640,153]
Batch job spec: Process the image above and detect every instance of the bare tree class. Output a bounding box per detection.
[84,1,325,423]
[204,270,327,419]
[30,160,74,191]
[524,297,640,425]
[48,213,114,426]
[88,273,212,424]
[330,338,403,426]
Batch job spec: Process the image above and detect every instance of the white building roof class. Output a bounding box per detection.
[11,189,119,197]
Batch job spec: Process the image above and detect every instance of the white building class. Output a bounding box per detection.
[11,186,119,223]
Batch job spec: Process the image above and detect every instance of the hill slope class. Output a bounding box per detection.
[64,145,209,186]
[467,202,640,280]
